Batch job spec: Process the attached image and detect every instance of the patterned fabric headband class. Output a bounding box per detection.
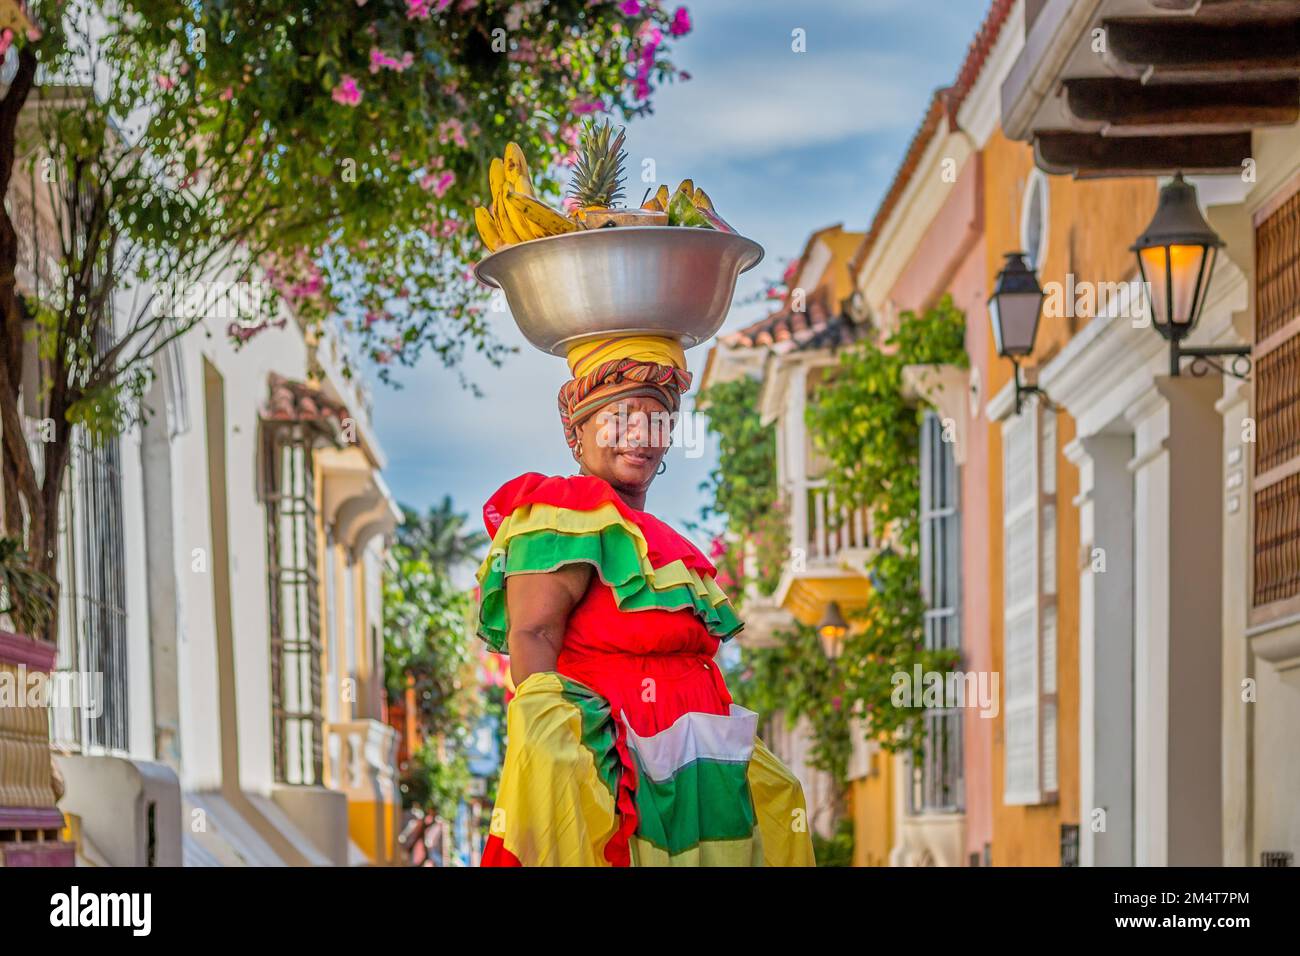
[557,336,692,452]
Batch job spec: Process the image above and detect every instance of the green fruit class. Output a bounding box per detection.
[667,187,713,228]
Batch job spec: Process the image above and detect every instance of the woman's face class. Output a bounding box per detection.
[575,395,672,496]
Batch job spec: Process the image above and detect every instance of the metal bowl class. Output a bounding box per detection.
[473,226,764,355]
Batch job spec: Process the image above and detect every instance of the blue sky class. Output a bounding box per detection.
[370,0,989,540]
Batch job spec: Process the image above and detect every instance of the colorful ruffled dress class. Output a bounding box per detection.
[475,472,816,867]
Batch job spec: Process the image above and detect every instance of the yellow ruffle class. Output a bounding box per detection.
[748,738,817,866]
[489,672,619,866]
[474,501,733,611]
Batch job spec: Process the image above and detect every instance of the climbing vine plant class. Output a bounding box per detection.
[696,375,788,602]
[722,295,969,783]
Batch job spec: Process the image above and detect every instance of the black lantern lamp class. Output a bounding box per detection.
[1132,173,1249,379]
[817,601,848,661]
[989,251,1053,414]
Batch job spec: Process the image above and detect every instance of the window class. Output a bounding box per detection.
[909,411,963,814]
[52,430,130,753]
[1002,398,1058,805]
[1253,186,1300,618]
[1060,824,1080,867]
[1021,169,1049,271]
[264,424,324,785]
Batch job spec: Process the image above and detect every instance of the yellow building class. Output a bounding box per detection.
[702,225,889,855]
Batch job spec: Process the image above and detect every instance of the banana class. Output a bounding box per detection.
[489,159,522,244]
[474,206,504,251]
[504,142,535,197]
[489,157,507,207]
[499,185,535,240]
[508,190,580,237]
[503,192,547,240]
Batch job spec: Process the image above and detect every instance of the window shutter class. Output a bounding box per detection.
[1003,406,1041,805]
[1253,187,1300,620]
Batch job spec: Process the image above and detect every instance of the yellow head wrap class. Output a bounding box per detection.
[557,335,692,451]
[565,335,688,377]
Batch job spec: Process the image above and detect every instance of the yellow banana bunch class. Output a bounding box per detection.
[474,142,578,253]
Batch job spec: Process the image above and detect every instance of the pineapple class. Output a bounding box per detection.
[566,120,627,222]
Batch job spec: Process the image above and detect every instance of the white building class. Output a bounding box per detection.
[5,127,403,864]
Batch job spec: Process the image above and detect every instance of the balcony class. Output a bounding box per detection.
[801,479,873,568]
[774,477,875,627]
[324,719,402,865]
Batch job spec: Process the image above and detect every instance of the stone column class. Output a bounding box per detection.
[1217,379,1252,866]
[1126,375,1224,866]
[1066,433,1135,866]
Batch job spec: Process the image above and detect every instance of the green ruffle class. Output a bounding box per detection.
[477,526,743,654]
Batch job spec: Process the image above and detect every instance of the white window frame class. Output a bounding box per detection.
[1001,398,1058,805]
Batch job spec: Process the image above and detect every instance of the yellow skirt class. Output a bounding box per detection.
[482,671,816,867]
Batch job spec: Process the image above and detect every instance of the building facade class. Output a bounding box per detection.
[699,0,1299,870]
[2,101,404,863]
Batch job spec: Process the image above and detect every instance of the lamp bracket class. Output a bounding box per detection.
[1011,360,1059,416]
[1171,341,1251,381]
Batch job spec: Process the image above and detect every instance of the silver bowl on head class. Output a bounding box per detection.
[473,226,765,355]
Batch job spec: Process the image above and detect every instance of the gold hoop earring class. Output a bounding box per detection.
[573,438,584,461]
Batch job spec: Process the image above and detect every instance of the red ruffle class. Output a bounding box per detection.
[483,473,717,576]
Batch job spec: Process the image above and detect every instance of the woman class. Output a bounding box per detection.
[475,336,814,866]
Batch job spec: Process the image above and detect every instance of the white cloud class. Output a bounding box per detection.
[629,48,933,164]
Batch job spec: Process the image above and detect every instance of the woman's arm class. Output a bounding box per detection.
[504,564,593,686]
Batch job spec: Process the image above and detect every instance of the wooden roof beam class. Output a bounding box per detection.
[1062,76,1300,134]
[1101,17,1300,83]
[1033,130,1253,177]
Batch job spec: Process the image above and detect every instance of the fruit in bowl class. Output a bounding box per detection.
[472,121,737,252]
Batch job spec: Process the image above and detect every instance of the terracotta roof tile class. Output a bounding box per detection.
[263,372,351,429]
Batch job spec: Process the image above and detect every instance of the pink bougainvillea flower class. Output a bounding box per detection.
[619,0,641,15]
[332,75,362,106]
[438,117,468,148]
[370,48,415,73]
[572,99,602,116]
[669,6,691,36]
[406,0,431,19]
[637,20,662,45]
[156,74,176,91]
[0,30,13,58]
[432,171,456,197]
[219,86,234,101]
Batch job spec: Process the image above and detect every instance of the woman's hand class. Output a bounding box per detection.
[504,564,593,686]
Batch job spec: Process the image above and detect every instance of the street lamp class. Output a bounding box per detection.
[1132,173,1249,379]
[817,601,848,661]
[989,251,1052,414]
